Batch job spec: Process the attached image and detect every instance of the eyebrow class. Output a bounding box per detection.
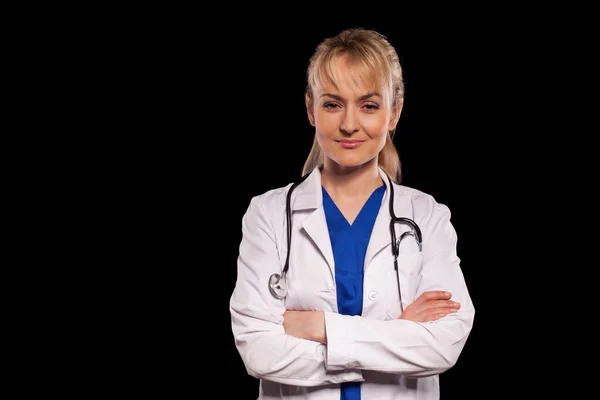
[320,92,381,101]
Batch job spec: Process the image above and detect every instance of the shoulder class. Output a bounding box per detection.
[242,181,294,223]
[248,182,292,210]
[238,182,295,243]
[393,183,452,226]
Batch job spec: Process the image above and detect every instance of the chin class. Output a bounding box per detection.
[331,154,375,168]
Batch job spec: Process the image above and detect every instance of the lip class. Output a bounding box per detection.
[336,140,365,149]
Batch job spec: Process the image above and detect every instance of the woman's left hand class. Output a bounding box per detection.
[283,310,327,344]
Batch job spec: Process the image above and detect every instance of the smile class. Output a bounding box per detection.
[336,140,365,149]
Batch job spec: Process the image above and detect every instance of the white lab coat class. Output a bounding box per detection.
[230,166,474,399]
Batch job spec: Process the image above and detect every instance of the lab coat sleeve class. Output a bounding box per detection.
[323,200,474,377]
[230,195,364,386]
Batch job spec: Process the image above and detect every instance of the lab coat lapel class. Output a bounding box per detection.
[364,168,414,269]
[292,167,335,279]
[301,208,335,279]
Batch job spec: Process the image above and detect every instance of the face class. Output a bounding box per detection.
[306,57,401,171]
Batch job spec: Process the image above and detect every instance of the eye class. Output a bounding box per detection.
[363,103,380,112]
[323,102,339,109]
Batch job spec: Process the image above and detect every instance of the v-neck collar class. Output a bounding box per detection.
[322,184,385,230]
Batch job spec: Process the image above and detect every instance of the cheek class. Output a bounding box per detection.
[364,124,389,147]
[314,116,338,145]
[364,115,390,133]
[314,113,337,133]
[315,134,335,155]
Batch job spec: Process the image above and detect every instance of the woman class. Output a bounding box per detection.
[229,28,474,400]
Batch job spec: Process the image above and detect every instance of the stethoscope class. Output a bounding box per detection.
[268,173,422,305]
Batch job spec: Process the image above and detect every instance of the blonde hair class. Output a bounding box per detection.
[301,28,405,183]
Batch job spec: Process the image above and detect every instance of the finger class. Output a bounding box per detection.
[422,299,461,311]
[418,291,452,303]
[412,291,452,309]
[419,307,460,321]
[420,308,458,322]
[422,312,448,322]
[406,297,454,317]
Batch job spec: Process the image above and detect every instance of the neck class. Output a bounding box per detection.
[320,158,383,198]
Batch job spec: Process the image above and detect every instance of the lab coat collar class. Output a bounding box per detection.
[289,165,414,270]
[290,165,400,215]
[289,165,323,211]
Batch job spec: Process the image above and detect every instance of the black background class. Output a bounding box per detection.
[109,16,504,400]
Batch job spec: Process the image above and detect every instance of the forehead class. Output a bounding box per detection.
[313,55,384,97]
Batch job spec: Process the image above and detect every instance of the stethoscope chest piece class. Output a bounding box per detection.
[269,273,287,299]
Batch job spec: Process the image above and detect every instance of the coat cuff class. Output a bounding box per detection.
[324,311,356,371]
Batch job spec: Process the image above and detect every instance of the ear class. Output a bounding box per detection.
[388,101,403,132]
[305,93,315,127]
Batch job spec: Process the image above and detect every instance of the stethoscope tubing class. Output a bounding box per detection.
[269,173,422,300]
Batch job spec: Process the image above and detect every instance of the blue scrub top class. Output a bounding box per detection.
[322,184,385,400]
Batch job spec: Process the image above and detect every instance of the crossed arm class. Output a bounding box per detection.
[283,290,461,344]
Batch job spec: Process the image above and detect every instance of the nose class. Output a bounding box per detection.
[340,109,359,135]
